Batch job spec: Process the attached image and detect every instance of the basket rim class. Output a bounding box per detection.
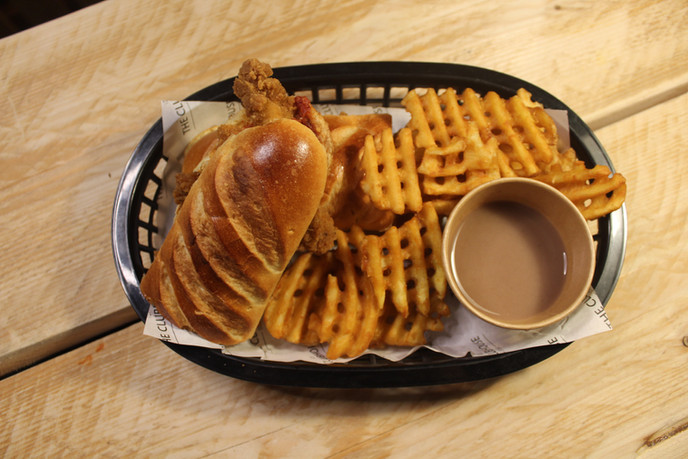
[111,61,627,388]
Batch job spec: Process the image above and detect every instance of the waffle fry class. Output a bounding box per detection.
[417,124,501,197]
[264,229,383,360]
[360,203,447,318]
[482,89,556,175]
[404,87,565,178]
[403,87,448,150]
[403,89,501,199]
[424,197,461,216]
[308,229,382,359]
[534,161,627,220]
[262,251,333,346]
[359,127,423,214]
[320,114,397,232]
[402,86,625,219]
[373,295,449,348]
[263,204,448,359]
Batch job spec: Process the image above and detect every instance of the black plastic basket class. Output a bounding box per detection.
[112,62,626,388]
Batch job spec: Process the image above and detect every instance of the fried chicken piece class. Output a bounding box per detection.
[294,96,334,162]
[233,58,296,126]
[234,59,334,158]
[298,208,338,254]
[291,97,340,253]
[216,116,250,144]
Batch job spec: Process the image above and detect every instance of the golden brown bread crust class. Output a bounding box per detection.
[173,59,337,253]
[140,119,328,345]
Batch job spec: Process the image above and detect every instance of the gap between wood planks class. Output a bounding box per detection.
[587,76,688,132]
[0,307,138,379]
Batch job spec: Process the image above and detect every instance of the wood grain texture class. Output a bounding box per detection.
[3,90,688,458]
[1,2,687,450]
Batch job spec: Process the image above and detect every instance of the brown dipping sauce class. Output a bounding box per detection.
[450,200,567,321]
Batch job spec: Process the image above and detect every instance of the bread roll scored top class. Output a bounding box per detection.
[140,119,328,345]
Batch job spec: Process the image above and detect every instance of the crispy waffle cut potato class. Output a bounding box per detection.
[403,89,501,202]
[262,251,332,347]
[359,127,423,214]
[263,204,448,359]
[263,229,383,360]
[360,203,447,318]
[417,124,501,199]
[479,88,559,176]
[534,161,628,220]
[319,113,398,233]
[404,87,563,179]
[373,295,448,348]
[402,86,626,218]
[308,229,382,360]
[323,113,395,230]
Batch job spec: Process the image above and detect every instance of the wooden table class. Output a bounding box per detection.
[2,0,687,456]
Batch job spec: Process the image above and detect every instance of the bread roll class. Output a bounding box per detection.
[140,119,328,345]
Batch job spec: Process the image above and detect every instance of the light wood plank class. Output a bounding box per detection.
[1,0,687,374]
[3,92,688,458]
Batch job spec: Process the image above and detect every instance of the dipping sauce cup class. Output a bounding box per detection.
[442,178,595,330]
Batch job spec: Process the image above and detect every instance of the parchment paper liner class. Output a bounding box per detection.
[142,100,612,364]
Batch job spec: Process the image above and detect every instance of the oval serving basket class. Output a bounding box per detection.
[112,62,626,388]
